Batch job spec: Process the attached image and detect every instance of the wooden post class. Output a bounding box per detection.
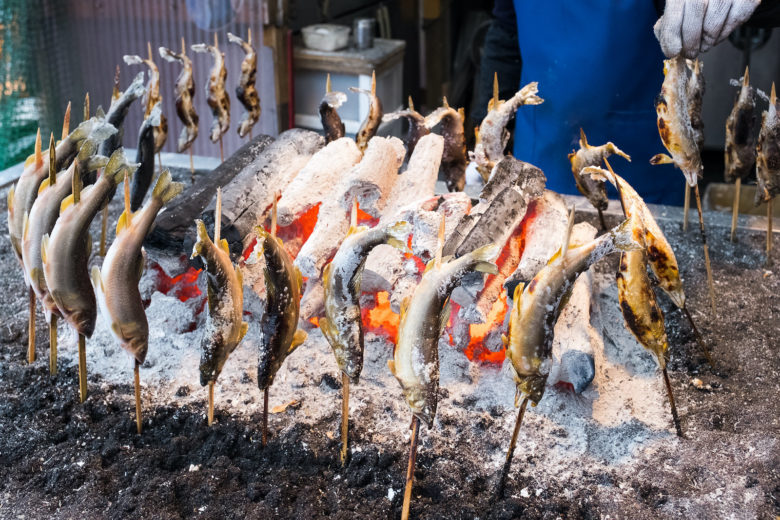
[730,177,741,242]
[134,360,142,434]
[401,416,420,520]
[78,334,87,402]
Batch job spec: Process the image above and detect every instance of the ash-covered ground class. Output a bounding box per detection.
[0,172,778,519]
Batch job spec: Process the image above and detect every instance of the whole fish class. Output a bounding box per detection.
[92,171,183,363]
[687,59,705,151]
[568,128,630,212]
[505,217,641,405]
[159,44,199,152]
[349,71,382,153]
[319,74,346,143]
[192,41,230,143]
[8,118,114,262]
[425,98,467,192]
[755,83,780,205]
[382,97,430,161]
[472,81,543,181]
[583,166,685,308]
[131,103,162,211]
[42,149,137,337]
[321,220,410,382]
[389,243,500,427]
[227,32,260,138]
[650,56,702,186]
[254,226,307,390]
[99,71,146,157]
[724,68,757,183]
[192,219,247,386]
[22,148,107,321]
[123,53,168,154]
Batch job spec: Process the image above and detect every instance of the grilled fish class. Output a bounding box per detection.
[159,44,199,152]
[192,219,248,386]
[583,166,685,308]
[92,171,183,363]
[8,118,114,263]
[425,97,467,192]
[650,56,702,186]
[725,68,757,183]
[321,220,410,383]
[505,217,641,405]
[349,71,382,153]
[473,81,543,181]
[254,226,307,390]
[382,97,430,161]
[123,53,168,154]
[23,149,107,321]
[192,41,230,143]
[227,32,260,138]
[131,103,161,211]
[42,149,137,337]
[687,59,705,151]
[99,72,145,158]
[389,243,500,427]
[568,128,630,212]
[319,74,346,143]
[755,83,780,205]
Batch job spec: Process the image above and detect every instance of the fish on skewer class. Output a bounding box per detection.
[159,41,199,152]
[650,56,716,315]
[567,128,630,229]
[472,75,543,181]
[349,71,382,153]
[130,103,162,211]
[321,202,410,464]
[191,190,248,426]
[687,59,705,151]
[92,171,183,433]
[497,216,641,495]
[425,97,467,192]
[254,200,307,445]
[227,31,260,139]
[319,74,346,143]
[124,46,168,155]
[725,68,757,242]
[755,83,780,264]
[382,96,430,161]
[99,72,146,158]
[192,36,231,145]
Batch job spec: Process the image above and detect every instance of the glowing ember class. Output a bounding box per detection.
[152,263,202,302]
[464,293,508,364]
[361,291,399,339]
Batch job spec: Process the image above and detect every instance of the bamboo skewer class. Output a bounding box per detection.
[597,208,607,231]
[99,204,109,256]
[683,182,691,232]
[134,360,142,434]
[47,134,58,374]
[340,373,350,466]
[49,315,57,376]
[401,416,420,520]
[730,177,741,242]
[28,288,36,363]
[207,188,223,427]
[662,366,683,437]
[681,307,714,368]
[262,388,269,447]
[189,148,195,184]
[767,198,774,267]
[496,396,529,498]
[77,334,87,402]
[208,381,215,426]
[693,184,717,315]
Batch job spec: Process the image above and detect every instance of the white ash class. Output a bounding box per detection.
[382,133,443,213]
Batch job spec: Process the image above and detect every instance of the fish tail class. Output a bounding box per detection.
[82,154,109,172]
[385,220,411,251]
[146,102,162,127]
[582,166,613,185]
[151,169,184,205]
[323,91,346,109]
[126,71,146,97]
[191,219,211,259]
[610,215,644,252]
[104,148,139,186]
[123,54,144,66]
[470,242,500,274]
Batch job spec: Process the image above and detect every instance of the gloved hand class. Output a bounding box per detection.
[654,0,761,58]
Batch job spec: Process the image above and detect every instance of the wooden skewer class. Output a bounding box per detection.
[401,416,420,520]
[189,148,195,184]
[262,387,269,447]
[61,101,71,139]
[157,152,163,174]
[661,366,683,437]
[219,137,224,163]
[496,396,529,498]
[681,306,714,368]
[27,287,36,363]
[207,187,223,427]
[340,373,350,466]
[693,184,717,315]
[683,182,691,232]
[208,380,215,426]
[49,315,57,376]
[99,203,109,256]
[77,333,87,402]
[730,177,741,242]
[83,92,90,122]
[134,360,142,434]
[767,198,774,267]
[597,208,607,231]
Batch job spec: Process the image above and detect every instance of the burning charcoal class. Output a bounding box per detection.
[200,129,324,259]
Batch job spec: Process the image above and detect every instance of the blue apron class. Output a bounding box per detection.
[512,1,683,205]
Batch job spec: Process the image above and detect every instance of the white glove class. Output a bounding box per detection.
[654,0,761,59]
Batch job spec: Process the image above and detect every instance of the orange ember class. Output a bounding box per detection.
[152,264,202,302]
[355,202,379,227]
[464,292,508,364]
[361,291,399,339]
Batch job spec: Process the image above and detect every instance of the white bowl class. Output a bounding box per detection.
[301,24,351,52]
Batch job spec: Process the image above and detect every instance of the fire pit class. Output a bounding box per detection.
[0,153,778,518]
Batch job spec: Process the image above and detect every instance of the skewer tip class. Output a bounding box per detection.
[34,128,42,167]
[62,101,71,139]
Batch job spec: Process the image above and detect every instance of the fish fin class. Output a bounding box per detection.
[104,148,139,185]
[347,225,369,237]
[60,194,75,214]
[290,329,307,352]
[424,258,435,274]
[24,154,36,168]
[38,178,50,194]
[387,359,396,375]
[7,185,14,213]
[22,212,29,241]
[470,243,500,274]
[239,321,249,340]
[219,238,230,255]
[295,266,304,292]
[90,265,104,293]
[322,262,333,288]
[501,334,508,346]
[649,153,674,165]
[116,210,132,235]
[439,296,451,335]
[579,127,589,147]
[512,282,525,304]
[318,316,335,345]
[191,219,210,259]
[95,106,106,118]
[151,169,184,205]
[611,215,644,252]
[40,234,49,265]
[276,236,284,247]
[399,296,411,323]
[386,220,411,252]
[582,166,612,185]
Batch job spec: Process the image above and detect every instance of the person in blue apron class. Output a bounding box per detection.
[494,0,763,205]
